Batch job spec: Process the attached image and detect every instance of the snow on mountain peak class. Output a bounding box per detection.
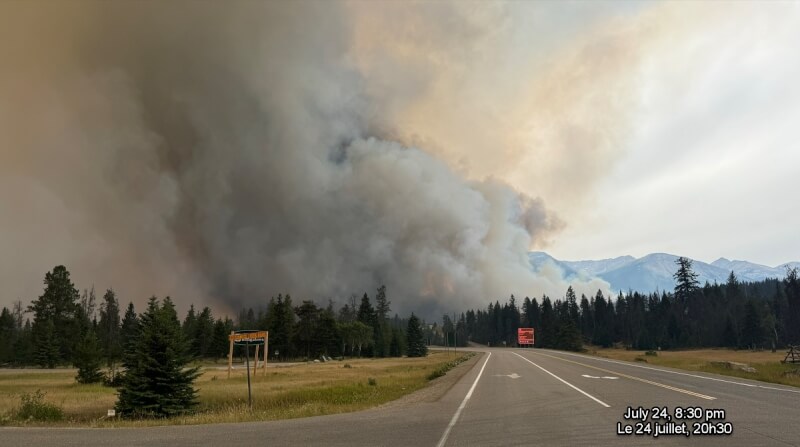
[529,252,797,294]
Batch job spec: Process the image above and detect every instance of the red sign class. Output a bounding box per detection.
[518,328,534,345]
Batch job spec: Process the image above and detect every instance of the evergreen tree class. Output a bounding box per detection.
[539,297,556,348]
[721,314,738,348]
[266,294,296,360]
[97,289,122,376]
[211,317,234,360]
[579,295,594,342]
[182,304,198,354]
[591,290,612,347]
[120,302,139,351]
[74,329,104,384]
[194,307,215,358]
[740,300,764,349]
[357,293,376,356]
[0,307,15,364]
[555,316,583,352]
[116,297,200,418]
[294,300,320,358]
[375,285,391,321]
[29,266,81,365]
[13,320,34,366]
[317,308,341,357]
[784,267,800,344]
[406,313,427,357]
[34,319,59,368]
[373,286,392,357]
[392,326,407,356]
[357,293,375,325]
[674,257,699,302]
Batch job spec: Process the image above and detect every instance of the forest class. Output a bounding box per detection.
[2,257,799,374]
[460,258,800,352]
[0,267,429,375]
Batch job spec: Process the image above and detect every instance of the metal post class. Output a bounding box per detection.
[227,331,234,379]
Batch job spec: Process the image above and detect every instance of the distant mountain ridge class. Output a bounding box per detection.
[529,252,798,294]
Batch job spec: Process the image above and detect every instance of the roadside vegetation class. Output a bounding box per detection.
[0,351,474,427]
[588,347,800,388]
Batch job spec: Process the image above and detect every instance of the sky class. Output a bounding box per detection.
[540,1,800,267]
[1,1,798,316]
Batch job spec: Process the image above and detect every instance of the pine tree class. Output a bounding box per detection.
[98,289,122,378]
[373,286,392,357]
[120,302,139,352]
[317,308,341,357]
[555,313,583,352]
[29,266,81,365]
[0,307,15,364]
[540,297,556,348]
[389,328,403,357]
[266,294,296,360]
[116,297,200,418]
[785,267,800,344]
[294,300,320,359]
[740,300,764,349]
[211,317,233,360]
[13,319,34,366]
[34,319,59,368]
[406,313,427,357]
[357,293,376,357]
[674,257,699,302]
[182,304,198,355]
[74,329,104,384]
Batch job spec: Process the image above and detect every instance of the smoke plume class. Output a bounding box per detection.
[0,1,626,317]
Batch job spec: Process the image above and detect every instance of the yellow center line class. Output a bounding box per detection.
[526,350,716,401]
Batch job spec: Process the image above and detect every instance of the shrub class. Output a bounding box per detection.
[14,390,64,422]
[644,350,658,356]
[367,377,377,386]
[427,353,475,381]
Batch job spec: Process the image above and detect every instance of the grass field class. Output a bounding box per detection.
[0,351,471,427]
[587,347,800,387]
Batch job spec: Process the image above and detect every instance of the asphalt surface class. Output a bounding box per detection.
[4,348,800,446]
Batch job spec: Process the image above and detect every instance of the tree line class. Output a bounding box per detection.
[0,265,430,418]
[0,266,429,374]
[461,258,800,352]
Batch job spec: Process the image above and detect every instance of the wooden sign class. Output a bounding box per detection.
[229,330,268,345]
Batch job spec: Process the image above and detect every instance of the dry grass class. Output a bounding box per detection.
[586,347,800,388]
[0,352,469,427]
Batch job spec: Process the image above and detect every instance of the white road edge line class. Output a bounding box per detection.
[547,350,800,395]
[512,352,611,408]
[436,352,492,447]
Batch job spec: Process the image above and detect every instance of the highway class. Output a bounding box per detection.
[4,348,800,446]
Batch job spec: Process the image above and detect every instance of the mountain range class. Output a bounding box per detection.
[529,252,800,294]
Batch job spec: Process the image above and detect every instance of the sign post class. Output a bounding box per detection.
[229,330,268,410]
[517,328,534,347]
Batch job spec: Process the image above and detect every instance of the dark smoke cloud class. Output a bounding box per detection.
[0,1,606,317]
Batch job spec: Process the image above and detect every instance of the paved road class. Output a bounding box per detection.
[4,348,800,446]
